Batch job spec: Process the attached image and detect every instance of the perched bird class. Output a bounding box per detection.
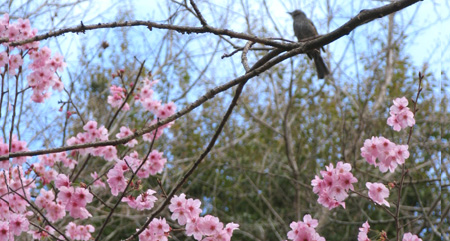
[289,10,329,79]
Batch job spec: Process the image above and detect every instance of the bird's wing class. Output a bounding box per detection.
[307,19,319,36]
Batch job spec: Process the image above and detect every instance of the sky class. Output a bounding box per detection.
[3,0,448,148]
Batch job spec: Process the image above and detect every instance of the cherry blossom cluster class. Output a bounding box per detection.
[123,189,158,210]
[168,193,239,241]
[107,77,177,119]
[29,225,55,240]
[0,167,34,239]
[0,14,38,50]
[116,126,138,147]
[66,120,118,161]
[0,135,29,167]
[34,152,76,184]
[107,150,166,196]
[387,97,415,131]
[138,217,171,241]
[142,118,174,142]
[107,85,130,110]
[35,174,93,221]
[0,214,30,241]
[107,78,176,142]
[360,136,409,173]
[1,13,66,103]
[357,221,422,241]
[137,78,177,119]
[286,214,325,241]
[311,161,358,210]
[65,222,95,241]
[402,232,423,241]
[27,46,66,102]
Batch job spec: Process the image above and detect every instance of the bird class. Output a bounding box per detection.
[288,10,329,79]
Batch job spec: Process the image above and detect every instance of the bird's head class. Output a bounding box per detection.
[288,10,306,18]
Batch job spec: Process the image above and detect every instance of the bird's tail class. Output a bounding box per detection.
[312,51,330,79]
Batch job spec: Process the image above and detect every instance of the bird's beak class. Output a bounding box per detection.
[287,11,293,16]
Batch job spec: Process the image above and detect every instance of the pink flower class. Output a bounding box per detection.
[402,232,422,241]
[107,85,128,110]
[7,193,29,213]
[0,52,7,68]
[46,202,65,222]
[9,213,29,236]
[30,225,55,239]
[224,222,239,237]
[83,120,98,133]
[73,187,93,206]
[139,218,170,241]
[10,135,29,165]
[197,215,223,236]
[124,189,158,210]
[142,119,173,141]
[366,182,390,207]
[57,186,74,206]
[286,215,325,241]
[139,86,154,100]
[35,188,55,209]
[102,145,118,161]
[146,150,167,175]
[116,126,138,147]
[55,173,71,189]
[150,217,170,236]
[311,162,357,210]
[185,217,203,240]
[0,221,9,241]
[142,99,161,113]
[156,102,176,119]
[185,198,202,219]
[90,172,106,188]
[361,136,409,173]
[169,194,189,225]
[390,97,409,114]
[387,97,415,131]
[107,168,127,196]
[357,221,370,241]
[65,222,94,241]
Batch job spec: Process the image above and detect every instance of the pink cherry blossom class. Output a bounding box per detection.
[357,221,371,241]
[65,222,95,241]
[311,162,357,210]
[90,172,106,188]
[123,189,158,210]
[116,126,138,147]
[197,215,223,236]
[35,188,55,209]
[107,85,129,110]
[402,232,422,241]
[30,225,55,239]
[55,174,71,189]
[107,168,127,196]
[0,52,7,68]
[387,97,415,131]
[142,119,173,141]
[139,218,170,241]
[0,221,9,241]
[366,182,390,207]
[361,136,410,173]
[287,214,325,241]
[9,213,29,236]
